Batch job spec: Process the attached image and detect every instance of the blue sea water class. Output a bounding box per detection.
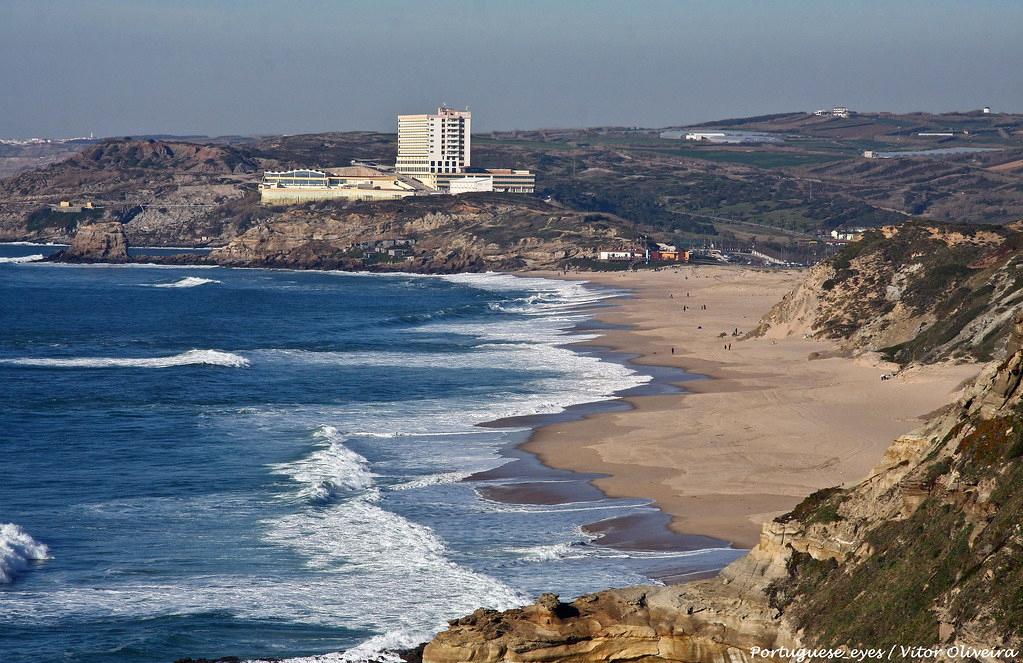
[0,245,743,663]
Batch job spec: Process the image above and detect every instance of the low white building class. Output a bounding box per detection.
[598,250,636,262]
[685,132,727,141]
[830,228,865,241]
[813,107,851,118]
[448,176,493,195]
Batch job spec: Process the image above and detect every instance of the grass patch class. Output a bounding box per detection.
[776,487,846,524]
[640,147,847,169]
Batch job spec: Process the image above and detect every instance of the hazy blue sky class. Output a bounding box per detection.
[1,0,1020,138]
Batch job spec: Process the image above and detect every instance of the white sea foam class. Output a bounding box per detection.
[245,270,652,659]
[151,276,222,288]
[0,524,51,584]
[270,426,375,502]
[267,631,409,662]
[263,487,528,648]
[0,272,680,662]
[389,471,471,491]
[507,542,591,562]
[0,349,249,369]
[0,254,44,264]
[260,416,528,659]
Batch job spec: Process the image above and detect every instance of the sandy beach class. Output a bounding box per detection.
[525,266,981,548]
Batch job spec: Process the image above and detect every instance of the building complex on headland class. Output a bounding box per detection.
[259,106,534,204]
[258,166,428,204]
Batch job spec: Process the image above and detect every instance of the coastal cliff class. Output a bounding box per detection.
[45,194,636,272]
[0,139,259,246]
[753,222,1023,364]
[424,231,1023,661]
[211,197,630,272]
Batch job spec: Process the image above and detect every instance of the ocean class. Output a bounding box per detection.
[0,245,743,662]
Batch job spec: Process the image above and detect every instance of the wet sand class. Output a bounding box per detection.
[520,266,981,548]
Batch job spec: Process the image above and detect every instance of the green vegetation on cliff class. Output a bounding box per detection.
[757,222,1023,365]
[771,397,1023,647]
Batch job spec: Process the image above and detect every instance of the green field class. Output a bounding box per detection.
[644,147,849,168]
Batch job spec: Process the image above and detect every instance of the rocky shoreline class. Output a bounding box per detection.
[45,207,611,273]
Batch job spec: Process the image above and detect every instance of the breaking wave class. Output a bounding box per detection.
[270,426,375,502]
[0,349,249,369]
[262,420,528,660]
[389,471,471,491]
[0,254,44,264]
[264,490,527,656]
[0,523,51,585]
[152,276,222,288]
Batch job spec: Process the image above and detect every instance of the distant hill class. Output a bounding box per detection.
[0,139,263,244]
[3,110,1022,254]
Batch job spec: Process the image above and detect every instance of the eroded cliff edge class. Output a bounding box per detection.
[424,232,1023,662]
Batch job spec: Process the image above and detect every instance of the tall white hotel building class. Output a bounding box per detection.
[395,105,534,193]
[395,106,471,179]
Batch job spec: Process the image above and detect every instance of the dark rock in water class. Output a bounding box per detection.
[131,253,215,266]
[173,646,426,663]
[398,642,427,662]
[52,221,129,263]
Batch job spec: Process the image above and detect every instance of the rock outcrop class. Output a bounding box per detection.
[0,138,259,245]
[55,221,129,263]
[425,581,793,663]
[211,197,632,273]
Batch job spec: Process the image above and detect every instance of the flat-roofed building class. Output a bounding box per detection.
[598,250,640,262]
[259,166,421,204]
[436,169,535,194]
[448,176,493,195]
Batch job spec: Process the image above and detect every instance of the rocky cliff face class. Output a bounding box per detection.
[212,197,633,273]
[55,221,129,263]
[45,189,639,273]
[753,223,1023,364]
[0,139,260,245]
[764,325,1023,652]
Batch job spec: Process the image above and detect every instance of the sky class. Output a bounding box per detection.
[1,0,1021,138]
